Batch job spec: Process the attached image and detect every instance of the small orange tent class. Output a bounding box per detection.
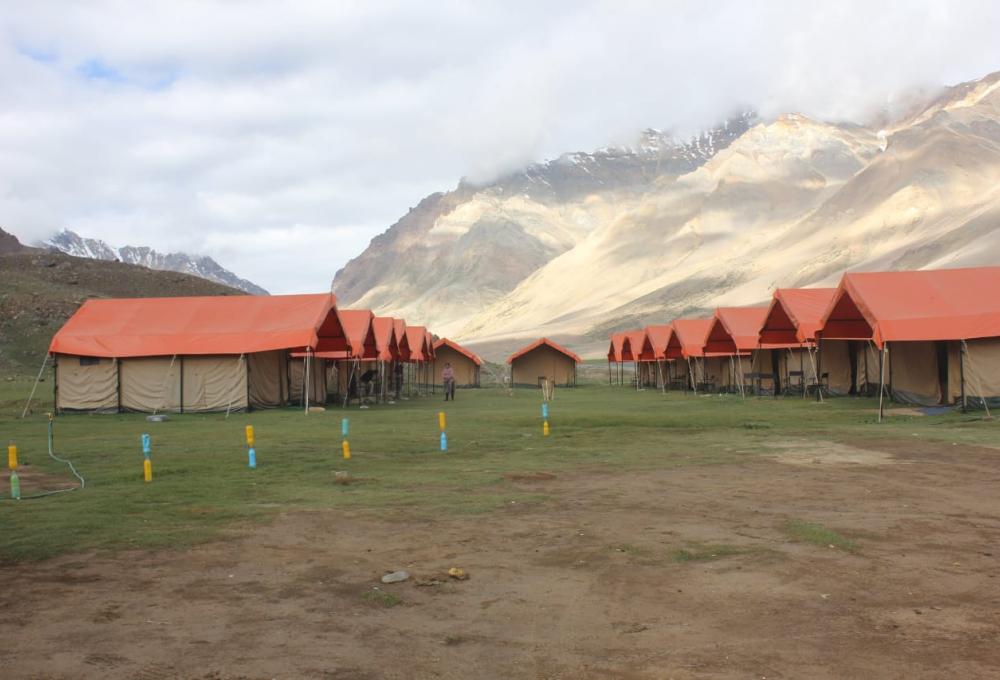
[507,338,580,388]
[431,338,482,388]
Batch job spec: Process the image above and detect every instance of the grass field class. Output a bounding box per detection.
[3,378,1000,678]
[1,377,996,564]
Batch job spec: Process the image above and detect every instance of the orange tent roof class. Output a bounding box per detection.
[338,309,377,359]
[665,319,713,359]
[608,332,628,362]
[372,316,399,361]
[759,288,837,345]
[645,325,672,360]
[704,306,773,355]
[820,267,1000,347]
[49,293,346,358]
[623,329,656,361]
[507,338,582,364]
[405,326,430,362]
[433,338,482,366]
[392,319,411,361]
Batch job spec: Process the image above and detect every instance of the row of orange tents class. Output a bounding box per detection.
[47,292,482,414]
[608,267,1000,415]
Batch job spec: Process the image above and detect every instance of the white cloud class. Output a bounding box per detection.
[1,0,998,293]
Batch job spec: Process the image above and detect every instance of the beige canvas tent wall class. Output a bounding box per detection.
[49,293,347,414]
[289,355,329,405]
[431,339,482,387]
[507,338,580,388]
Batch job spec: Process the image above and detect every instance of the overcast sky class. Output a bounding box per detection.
[2,1,999,294]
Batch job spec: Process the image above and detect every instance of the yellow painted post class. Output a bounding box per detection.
[543,420,550,437]
[7,442,17,470]
[143,457,152,483]
[245,425,255,447]
[438,411,446,431]
[342,440,351,460]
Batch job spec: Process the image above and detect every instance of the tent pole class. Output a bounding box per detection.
[808,347,824,403]
[304,350,311,414]
[888,343,894,402]
[960,341,967,412]
[737,354,746,399]
[20,353,51,419]
[962,340,992,418]
[815,340,823,402]
[878,345,886,423]
[608,360,612,386]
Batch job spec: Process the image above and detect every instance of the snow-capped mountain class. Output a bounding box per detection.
[332,113,755,334]
[44,230,268,295]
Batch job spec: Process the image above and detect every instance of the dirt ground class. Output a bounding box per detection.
[3,437,1000,679]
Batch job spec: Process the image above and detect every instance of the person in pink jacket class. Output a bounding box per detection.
[442,362,456,401]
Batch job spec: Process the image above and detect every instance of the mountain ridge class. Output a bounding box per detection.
[43,229,268,296]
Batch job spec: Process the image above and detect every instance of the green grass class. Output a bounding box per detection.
[362,589,403,608]
[670,543,752,562]
[784,520,860,551]
[1,379,997,563]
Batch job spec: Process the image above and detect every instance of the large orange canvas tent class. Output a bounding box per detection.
[704,306,810,394]
[372,317,400,362]
[624,329,656,388]
[49,293,345,413]
[645,324,673,390]
[759,288,843,395]
[326,309,377,405]
[664,319,714,392]
[405,325,432,394]
[607,332,629,385]
[703,307,767,393]
[818,267,1000,408]
[507,338,580,388]
[431,338,482,388]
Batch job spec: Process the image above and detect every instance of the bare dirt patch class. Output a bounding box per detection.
[3,438,1000,678]
[1,464,78,495]
[768,438,901,466]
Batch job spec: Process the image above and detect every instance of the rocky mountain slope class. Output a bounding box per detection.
[331,114,756,334]
[44,230,268,295]
[0,228,242,375]
[334,71,1000,358]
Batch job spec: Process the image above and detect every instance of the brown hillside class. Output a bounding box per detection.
[0,245,242,375]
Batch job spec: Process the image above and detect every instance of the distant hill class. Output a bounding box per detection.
[0,228,243,375]
[44,229,268,295]
[334,70,1000,359]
